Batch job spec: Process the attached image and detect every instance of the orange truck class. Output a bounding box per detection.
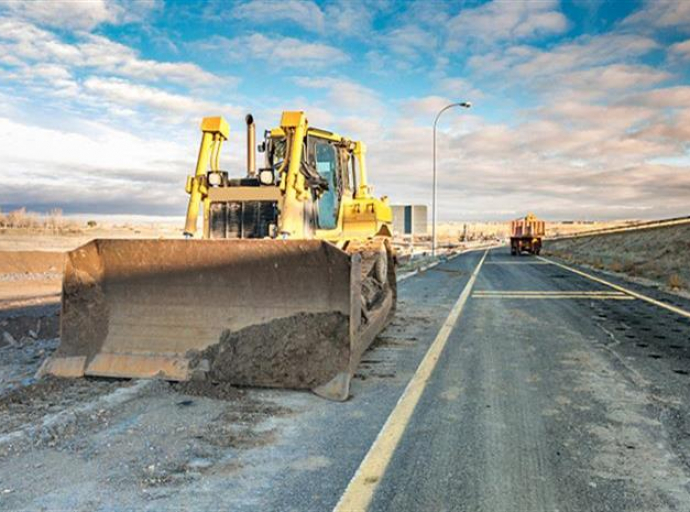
[510,213,545,255]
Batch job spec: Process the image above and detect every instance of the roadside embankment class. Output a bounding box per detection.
[543,222,690,293]
[0,251,64,309]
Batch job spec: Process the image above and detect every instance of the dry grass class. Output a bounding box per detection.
[668,274,684,291]
[545,223,690,296]
[609,260,623,273]
[0,207,81,233]
[622,261,638,276]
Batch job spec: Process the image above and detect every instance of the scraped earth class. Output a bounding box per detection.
[0,336,300,510]
[0,297,301,510]
[0,251,302,509]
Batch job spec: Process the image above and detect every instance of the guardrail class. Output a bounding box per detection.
[546,215,690,242]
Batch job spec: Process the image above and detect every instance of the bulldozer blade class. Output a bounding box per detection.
[38,238,395,400]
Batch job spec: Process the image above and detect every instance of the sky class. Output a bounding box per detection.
[0,0,689,221]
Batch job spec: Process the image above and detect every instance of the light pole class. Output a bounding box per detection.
[432,101,471,257]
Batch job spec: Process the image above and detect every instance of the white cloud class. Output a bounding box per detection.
[201,34,349,68]
[471,34,659,79]
[628,86,690,109]
[669,39,690,61]
[293,77,383,114]
[323,0,376,37]
[228,0,379,39]
[76,34,221,86]
[1,62,80,97]
[232,0,325,33]
[0,115,183,173]
[82,77,236,119]
[622,0,690,33]
[438,78,484,101]
[466,33,662,104]
[382,24,437,58]
[0,19,221,87]
[0,18,80,61]
[400,95,459,119]
[365,82,690,221]
[0,0,161,31]
[556,64,670,92]
[447,0,568,49]
[0,114,191,213]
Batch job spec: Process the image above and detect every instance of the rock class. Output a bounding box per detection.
[187,458,212,471]
[2,331,16,346]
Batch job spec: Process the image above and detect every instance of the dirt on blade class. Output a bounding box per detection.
[192,311,351,389]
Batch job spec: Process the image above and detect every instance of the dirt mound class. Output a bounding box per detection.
[191,311,350,389]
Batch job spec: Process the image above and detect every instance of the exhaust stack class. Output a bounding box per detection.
[246,114,256,176]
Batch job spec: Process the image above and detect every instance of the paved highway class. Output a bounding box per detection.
[341,248,690,512]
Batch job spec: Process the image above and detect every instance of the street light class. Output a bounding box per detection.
[432,101,471,257]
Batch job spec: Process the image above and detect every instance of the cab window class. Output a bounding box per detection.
[313,141,339,229]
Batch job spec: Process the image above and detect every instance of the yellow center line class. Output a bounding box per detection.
[537,256,690,319]
[333,250,488,512]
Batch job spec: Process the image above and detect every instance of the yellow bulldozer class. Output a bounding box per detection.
[39,111,396,400]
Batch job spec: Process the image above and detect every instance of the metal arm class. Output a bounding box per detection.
[353,141,371,199]
[183,117,229,237]
[277,111,310,238]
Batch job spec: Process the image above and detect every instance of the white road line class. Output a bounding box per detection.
[538,256,690,319]
[333,250,488,512]
[471,295,634,300]
[473,290,626,295]
[484,261,549,265]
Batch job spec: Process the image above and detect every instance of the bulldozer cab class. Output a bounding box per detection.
[264,128,349,232]
[311,137,341,230]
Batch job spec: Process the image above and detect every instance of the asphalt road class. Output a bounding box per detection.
[367,249,690,512]
[1,247,689,511]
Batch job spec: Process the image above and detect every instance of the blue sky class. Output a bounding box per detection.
[0,0,689,221]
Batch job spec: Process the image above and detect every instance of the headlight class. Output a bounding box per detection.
[259,169,274,185]
[208,172,222,186]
